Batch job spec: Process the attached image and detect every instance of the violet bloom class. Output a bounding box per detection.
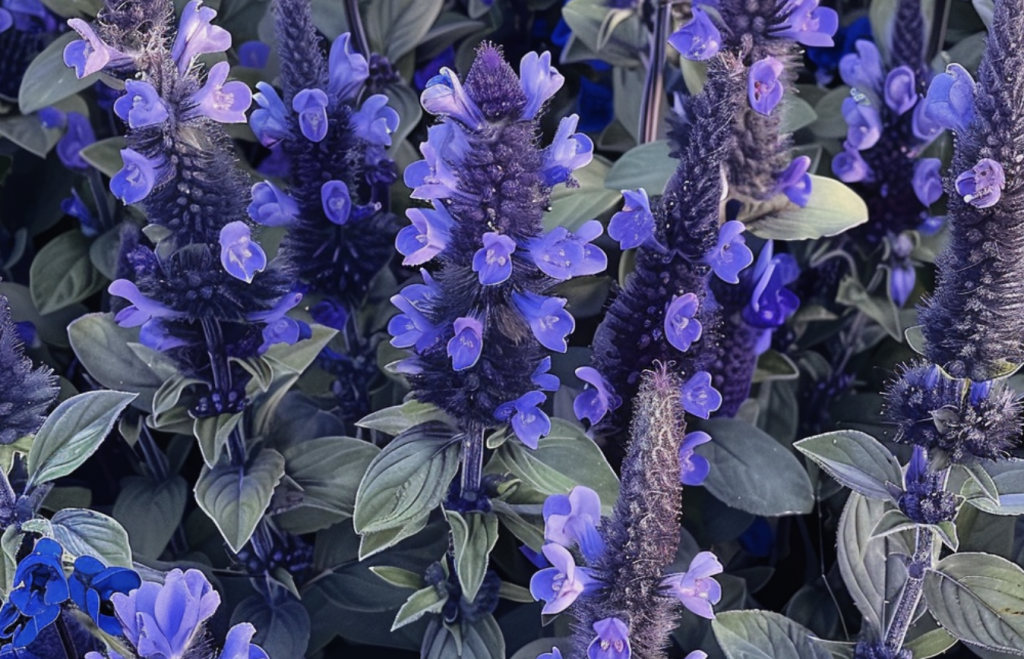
[64,18,130,78]
[744,245,800,331]
[776,156,812,207]
[495,391,551,449]
[884,66,917,116]
[913,99,944,143]
[113,80,168,129]
[421,68,484,130]
[890,263,915,307]
[512,291,574,352]
[924,63,975,133]
[250,82,290,147]
[541,115,594,186]
[608,189,656,250]
[397,205,454,266]
[56,111,95,171]
[748,57,785,116]
[68,556,141,636]
[842,97,881,151]
[661,551,723,619]
[832,145,871,183]
[706,220,753,284]
[170,0,231,73]
[668,8,721,61]
[473,232,516,285]
[538,649,563,659]
[320,180,352,224]
[532,357,560,391]
[955,158,1005,209]
[664,293,703,352]
[679,430,712,486]
[328,33,369,100]
[351,94,399,146]
[776,0,838,48]
[529,543,594,615]
[110,149,162,204]
[520,51,564,120]
[543,485,605,561]
[189,61,252,123]
[0,8,11,32]
[680,371,722,419]
[219,623,270,659]
[913,158,943,207]
[247,180,299,227]
[838,40,883,95]
[219,221,267,283]
[108,280,184,328]
[530,221,606,280]
[259,316,311,353]
[587,618,630,659]
[292,88,330,142]
[573,366,620,427]
[446,317,483,371]
[238,41,270,68]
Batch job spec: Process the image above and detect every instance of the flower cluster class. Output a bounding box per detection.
[895,446,957,525]
[0,294,58,445]
[389,44,603,448]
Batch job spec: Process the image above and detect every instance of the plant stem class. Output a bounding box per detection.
[344,0,370,60]
[55,612,76,659]
[884,527,934,653]
[639,0,672,144]
[460,424,484,503]
[927,0,951,63]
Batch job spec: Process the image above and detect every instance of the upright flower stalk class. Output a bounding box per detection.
[0,293,58,446]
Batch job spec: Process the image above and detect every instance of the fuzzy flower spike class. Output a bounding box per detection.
[0,294,58,445]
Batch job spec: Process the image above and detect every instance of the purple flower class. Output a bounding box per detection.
[512,291,574,352]
[664,293,703,352]
[140,320,189,351]
[661,551,723,619]
[776,156,812,207]
[680,371,722,419]
[68,556,141,636]
[538,649,563,659]
[113,80,168,129]
[955,158,1005,209]
[706,220,753,283]
[540,115,594,186]
[38,107,66,129]
[838,40,883,93]
[884,66,917,116]
[531,357,560,391]
[496,390,551,449]
[776,0,838,48]
[587,618,631,659]
[108,279,183,327]
[668,8,721,61]
[0,8,11,33]
[110,149,162,204]
[64,18,131,78]
[404,123,468,200]
[219,222,267,283]
[473,232,517,285]
[250,82,290,147]
[447,316,483,371]
[0,538,70,647]
[608,189,656,250]
[189,61,252,123]
[238,41,270,69]
[62,189,99,236]
[924,63,975,133]
[912,99,944,143]
[247,180,299,227]
[744,244,800,330]
[832,145,871,183]
[890,261,915,307]
[421,67,484,130]
[351,94,399,146]
[171,0,231,73]
[841,97,881,151]
[111,568,221,659]
[912,158,943,207]
[397,205,454,265]
[219,623,270,659]
[245,290,303,328]
[530,221,606,280]
[520,51,564,120]
[320,180,352,225]
[748,57,785,116]
[310,300,348,330]
[573,366,620,427]
[684,653,708,659]
[389,279,441,352]
[529,543,594,614]
[56,111,96,171]
[679,431,712,486]
[293,88,330,142]
[543,485,605,561]
[328,33,369,100]
[259,315,311,353]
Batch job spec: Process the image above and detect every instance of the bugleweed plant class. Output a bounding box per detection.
[3,0,1024,658]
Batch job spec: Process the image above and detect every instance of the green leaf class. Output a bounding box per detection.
[78,137,126,177]
[809,86,852,139]
[561,0,642,67]
[0,526,24,598]
[356,400,454,436]
[0,436,33,474]
[194,448,286,553]
[905,325,927,355]
[27,390,136,488]
[510,639,571,659]
[779,95,818,134]
[0,115,61,158]
[194,412,242,468]
[68,313,166,411]
[447,510,498,602]
[744,176,869,241]
[50,508,132,567]
[263,324,338,377]
[603,140,674,194]
[836,276,906,341]
[697,418,814,516]
[364,0,444,61]
[358,517,432,560]
[795,430,903,501]
[30,230,105,314]
[370,566,424,590]
[752,350,800,383]
[713,610,832,659]
[924,552,1024,655]
[870,508,917,539]
[354,422,459,537]
[393,585,446,630]
[905,627,957,659]
[546,169,621,233]
[19,32,105,114]
[421,616,505,659]
[962,459,1024,515]
[231,595,310,659]
[112,475,188,560]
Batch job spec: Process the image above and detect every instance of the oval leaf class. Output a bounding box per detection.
[50,508,132,567]
[744,176,869,241]
[795,430,903,501]
[194,448,286,553]
[604,140,674,194]
[713,610,832,659]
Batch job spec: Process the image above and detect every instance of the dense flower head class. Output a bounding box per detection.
[112,568,215,658]
[0,539,69,647]
[389,44,602,445]
[0,295,58,445]
[897,446,957,524]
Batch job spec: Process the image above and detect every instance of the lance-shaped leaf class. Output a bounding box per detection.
[795,430,903,501]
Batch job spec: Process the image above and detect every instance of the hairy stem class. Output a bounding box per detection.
[884,527,934,653]
[460,424,485,503]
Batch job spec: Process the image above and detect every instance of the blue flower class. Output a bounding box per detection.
[512,291,574,352]
[924,63,975,133]
[61,189,100,237]
[218,622,270,659]
[219,221,267,283]
[0,8,11,32]
[832,145,871,183]
[108,279,184,328]
[668,8,721,61]
[679,431,712,486]
[320,180,352,225]
[776,0,838,48]
[64,18,130,78]
[247,180,299,227]
[56,111,95,171]
[495,390,551,449]
[775,156,812,207]
[110,149,162,204]
[955,158,1005,209]
[573,366,620,427]
[587,617,631,659]
[188,61,252,123]
[530,221,606,280]
[328,33,369,100]
[884,66,917,116]
[743,243,800,330]
[680,371,722,419]
[519,51,564,120]
[170,0,231,73]
[421,67,484,129]
[842,97,881,151]
[396,205,454,265]
[0,539,69,647]
[543,485,605,561]
[389,290,440,352]
[113,80,168,129]
[748,57,785,116]
[664,293,703,353]
[538,648,563,659]
[250,82,290,147]
[540,115,594,186]
[68,556,140,636]
[310,299,348,330]
[404,123,468,200]
[473,232,516,285]
[447,316,483,371]
[608,189,656,250]
[576,77,614,134]
[661,551,723,619]
[531,357,560,392]
[838,39,883,95]
[292,88,330,142]
[351,94,399,146]
[706,220,753,284]
[913,158,943,207]
[529,543,594,615]
[912,99,944,143]
[238,41,270,68]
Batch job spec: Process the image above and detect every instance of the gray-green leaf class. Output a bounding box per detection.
[795,430,903,501]
[447,510,498,603]
[713,610,832,659]
[51,508,132,567]
[112,475,187,560]
[195,449,286,553]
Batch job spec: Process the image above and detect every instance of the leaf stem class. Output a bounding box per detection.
[344,0,371,60]
[884,527,934,653]
[460,424,485,504]
[639,0,672,144]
